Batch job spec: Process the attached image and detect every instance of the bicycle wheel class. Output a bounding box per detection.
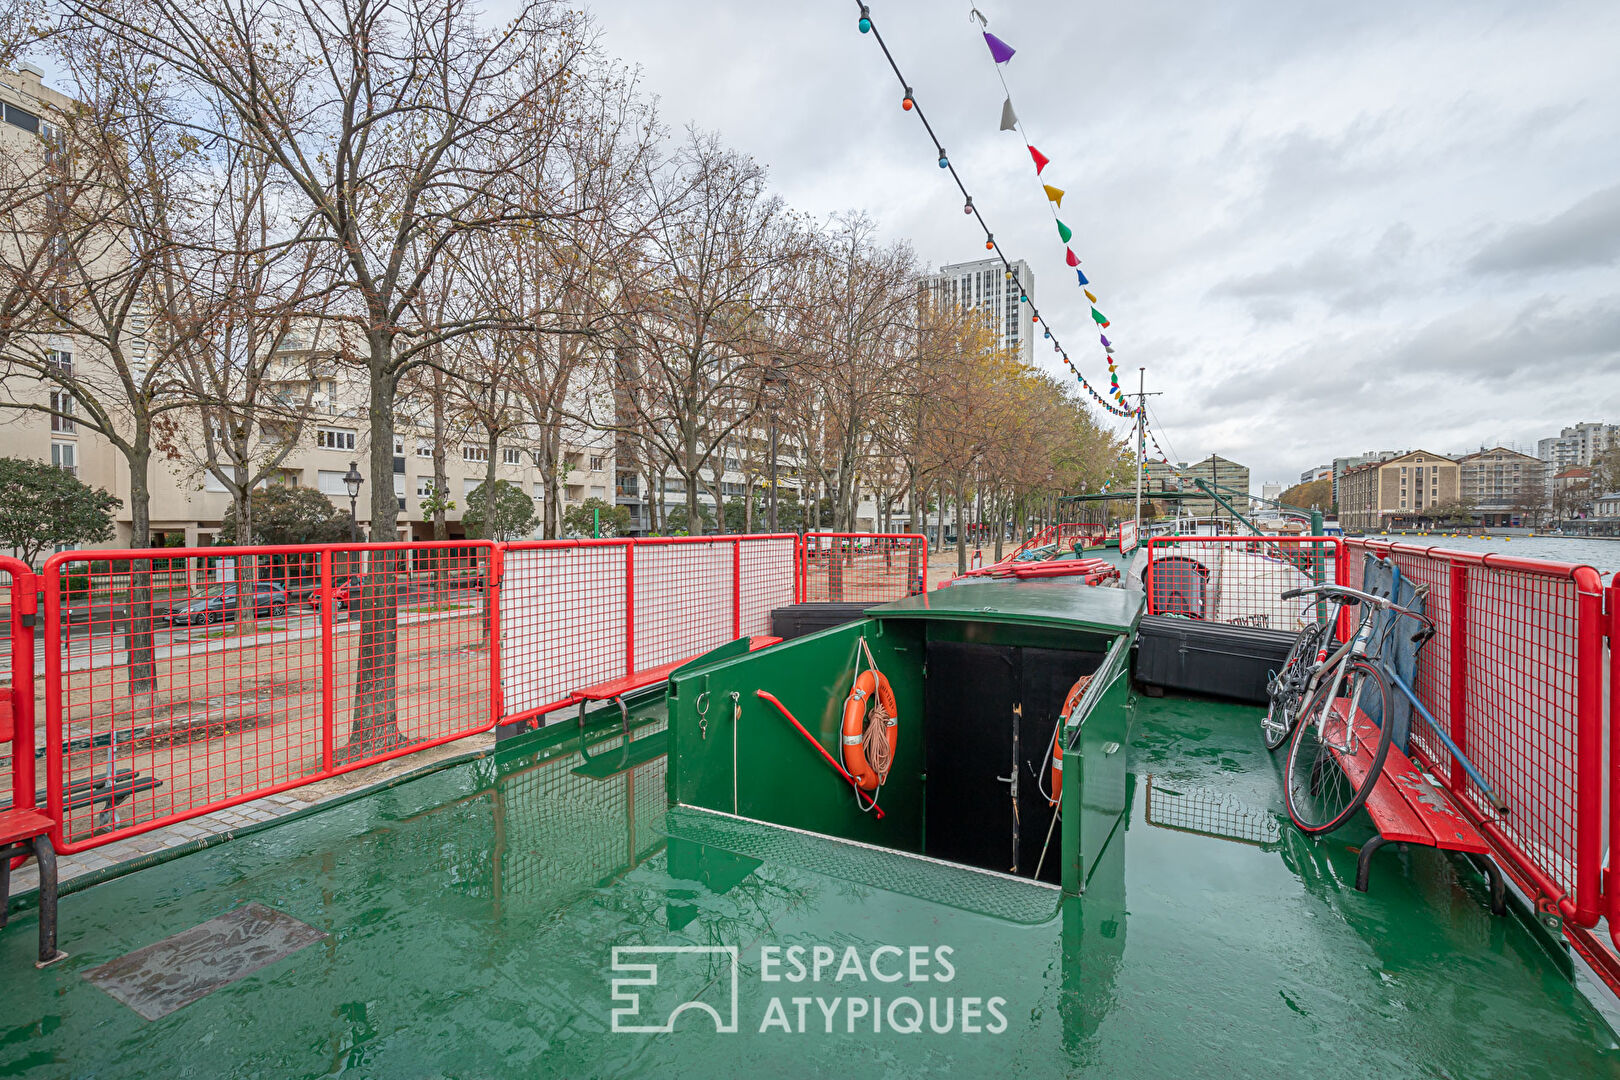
[1283,660,1391,834]
[1262,621,1325,750]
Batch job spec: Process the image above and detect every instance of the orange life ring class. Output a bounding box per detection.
[1049,675,1092,806]
[842,669,898,791]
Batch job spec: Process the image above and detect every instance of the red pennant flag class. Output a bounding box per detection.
[1064,247,1079,267]
[1028,145,1049,174]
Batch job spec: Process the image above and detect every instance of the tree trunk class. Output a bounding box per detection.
[431,383,450,602]
[124,444,157,695]
[346,339,403,762]
[946,476,959,579]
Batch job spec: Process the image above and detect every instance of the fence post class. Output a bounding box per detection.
[732,540,742,639]
[1608,576,1620,935]
[625,543,636,674]
[320,548,335,773]
[1574,567,1604,926]
[1448,561,1468,796]
[41,557,63,844]
[5,563,37,810]
[488,543,504,724]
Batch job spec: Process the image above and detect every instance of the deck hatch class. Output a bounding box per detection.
[83,902,326,1020]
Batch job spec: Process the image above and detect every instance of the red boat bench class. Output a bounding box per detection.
[1330,705,1504,914]
[569,635,782,729]
[0,807,67,966]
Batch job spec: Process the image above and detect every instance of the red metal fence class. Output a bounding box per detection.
[1344,539,1606,931]
[2,556,37,818]
[800,533,927,603]
[498,535,799,725]
[1143,536,1346,632]
[40,542,499,853]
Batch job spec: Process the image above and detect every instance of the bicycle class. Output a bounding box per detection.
[1261,593,1351,750]
[1277,583,1510,835]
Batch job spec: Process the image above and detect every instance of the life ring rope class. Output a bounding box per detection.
[843,637,899,802]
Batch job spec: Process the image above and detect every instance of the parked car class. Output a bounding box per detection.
[167,583,288,625]
[307,576,369,611]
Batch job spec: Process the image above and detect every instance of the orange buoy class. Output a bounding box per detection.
[842,669,898,791]
[1049,675,1093,805]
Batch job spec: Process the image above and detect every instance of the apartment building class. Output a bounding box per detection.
[1178,455,1252,520]
[1537,421,1617,470]
[1337,450,1460,531]
[1299,464,1331,485]
[1457,447,1546,527]
[1330,450,1396,503]
[921,257,1036,366]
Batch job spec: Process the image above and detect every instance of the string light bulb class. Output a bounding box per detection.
[962,196,973,215]
[984,235,994,250]
[858,6,871,32]
[902,87,914,111]
[937,149,949,169]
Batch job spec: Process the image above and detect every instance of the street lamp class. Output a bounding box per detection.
[343,460,364,542]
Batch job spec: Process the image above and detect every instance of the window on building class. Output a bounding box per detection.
[317,470,353,496]
[316,426,356,451]
[531,450,544,467]
[393,435,405,456]
[46,348,72,374]
[503,447,523,466]
[416,438,434,458]
[416,478,439,499]
[463,445,488,463]
[49,391,75,433]
[589,455,605,472]
[3,101,40,134]
[51,440,77,475]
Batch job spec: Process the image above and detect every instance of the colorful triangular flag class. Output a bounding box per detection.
[1064,247,1079,267]
[1043,184,1064,206]
[1056,220,1072,243]
[1075,269,1089,286]
[984,32,1016,64]
[999,97,1018,132]
[1091,307,1110,327]
[1028,145,1049,174]
[1084,289,1097,303]
[1099,334,1111,346]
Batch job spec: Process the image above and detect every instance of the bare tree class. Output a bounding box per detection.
[603,130,805,532]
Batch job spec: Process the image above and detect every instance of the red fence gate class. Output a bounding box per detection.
[2,556,38,818]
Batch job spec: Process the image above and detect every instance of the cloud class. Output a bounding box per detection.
[1468,183,1620,274]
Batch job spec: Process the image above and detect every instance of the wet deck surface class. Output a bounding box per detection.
[3,697,1617,1078]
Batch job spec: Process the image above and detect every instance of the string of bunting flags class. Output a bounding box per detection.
[851,1,1139,421]
[973,10,1137,416]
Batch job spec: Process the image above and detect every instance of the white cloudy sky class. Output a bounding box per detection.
[582,0,1620,488]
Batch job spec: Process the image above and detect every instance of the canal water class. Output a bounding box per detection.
[1366,533,1619,576]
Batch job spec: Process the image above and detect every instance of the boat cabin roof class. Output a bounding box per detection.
[869,577,1143,636]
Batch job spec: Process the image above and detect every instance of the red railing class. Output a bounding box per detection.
[41,542,500,853]
[800,533,927,603]
[2,556,38,817]
[1344,539,1605,930]
[1143,535,1347,632]
[497,534,798,726]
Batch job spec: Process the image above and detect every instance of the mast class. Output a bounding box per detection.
[1134,368,1145,531]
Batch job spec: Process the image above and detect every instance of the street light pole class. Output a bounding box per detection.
[343,460,364,543]
[765,362,783,532]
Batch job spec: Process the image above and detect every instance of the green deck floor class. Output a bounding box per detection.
[3,697,1618,1078]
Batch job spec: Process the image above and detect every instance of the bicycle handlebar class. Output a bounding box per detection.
[1280,583,1437,642]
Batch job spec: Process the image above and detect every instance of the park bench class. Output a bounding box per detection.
[3,770,164,828]
[1329,703,1504,914]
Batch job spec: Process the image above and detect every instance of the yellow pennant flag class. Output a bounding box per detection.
[1043,184,1064,206]
[1084,289,1097,303]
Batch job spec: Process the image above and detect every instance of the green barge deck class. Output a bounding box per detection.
[4,680,1615,1077]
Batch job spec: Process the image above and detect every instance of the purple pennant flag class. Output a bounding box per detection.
[983,32,1015,64]
[1100,334,1111,347]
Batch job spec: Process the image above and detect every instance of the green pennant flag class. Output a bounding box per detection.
[1056,220,1072,243]
[1090,307,1110,327]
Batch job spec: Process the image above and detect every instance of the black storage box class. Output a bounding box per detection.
[770,602,872,641]
[1133,614,1296,704]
